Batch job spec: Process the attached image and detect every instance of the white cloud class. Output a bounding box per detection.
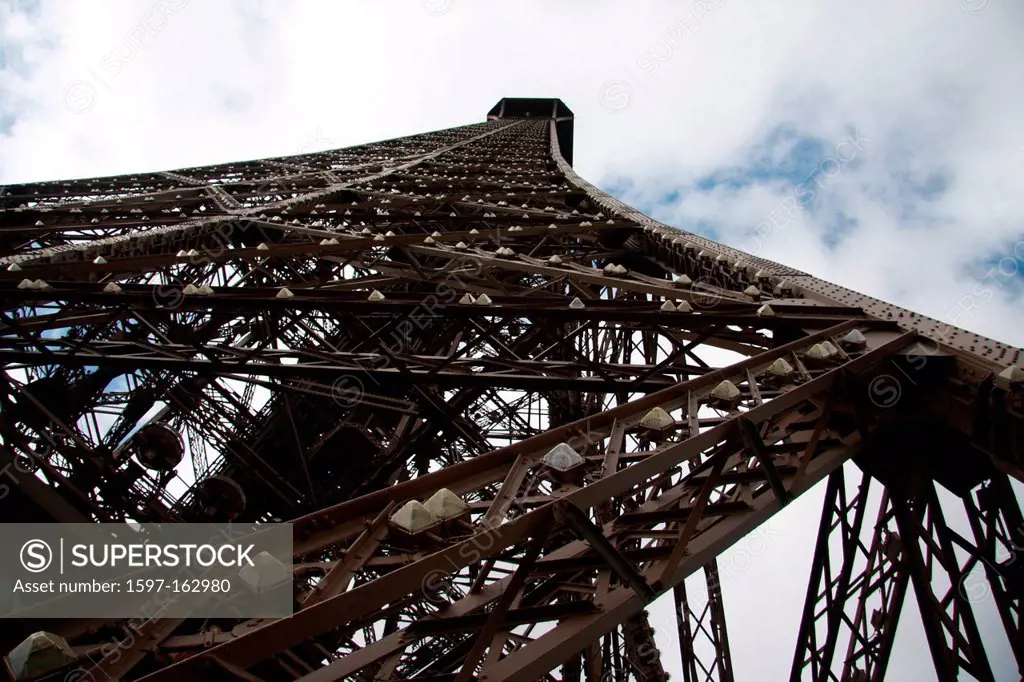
[1,0,1021,679]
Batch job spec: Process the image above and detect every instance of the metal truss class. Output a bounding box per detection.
[792,467,907,681]
[675,559,734,682]
[0,98,1021,681]
[793,464,1024,682]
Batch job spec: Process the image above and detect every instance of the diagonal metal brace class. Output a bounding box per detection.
[553,500,656,603]
[738,416,790,505]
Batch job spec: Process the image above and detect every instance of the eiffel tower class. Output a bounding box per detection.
[1,98,1021,682]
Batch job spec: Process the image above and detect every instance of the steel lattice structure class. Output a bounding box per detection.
[0,98,1022,682]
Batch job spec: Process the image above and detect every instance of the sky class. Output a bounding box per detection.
[1,0,1022,679]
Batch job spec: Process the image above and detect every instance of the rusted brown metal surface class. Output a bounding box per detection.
[0,98,1021,681]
